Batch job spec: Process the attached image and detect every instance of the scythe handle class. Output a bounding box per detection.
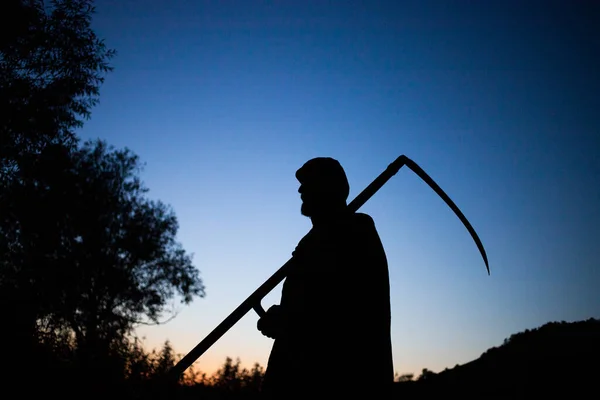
[167,154,488,380]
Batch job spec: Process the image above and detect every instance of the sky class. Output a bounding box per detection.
[78,0,600,377]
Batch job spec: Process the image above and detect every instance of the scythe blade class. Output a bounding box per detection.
[402,157,490,275]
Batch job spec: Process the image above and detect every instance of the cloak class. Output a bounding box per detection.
[261,212,393,397]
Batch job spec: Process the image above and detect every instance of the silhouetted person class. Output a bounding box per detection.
[258,157,394,398]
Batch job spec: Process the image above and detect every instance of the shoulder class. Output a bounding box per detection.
[348,212,377,231]
[352,212,375,225]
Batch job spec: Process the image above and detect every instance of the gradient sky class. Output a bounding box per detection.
[78,0,599,376]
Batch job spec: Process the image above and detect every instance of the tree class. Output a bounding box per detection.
[418,368,436,381]
[2,138,204,395]
[1,0,114,169]
[396,373,414,382]
[0,2,205,396]
[0,1,115,381]
[153,340,177,377]
[212,357,244,391]
[246,362,265,391]
[20,140,204,352]
[210,357,264,393]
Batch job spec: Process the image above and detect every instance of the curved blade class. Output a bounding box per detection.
[404,158,490,275]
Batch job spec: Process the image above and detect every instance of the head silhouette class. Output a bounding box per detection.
[295,157,350,218]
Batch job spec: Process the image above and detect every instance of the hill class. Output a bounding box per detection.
[393,318,600,398]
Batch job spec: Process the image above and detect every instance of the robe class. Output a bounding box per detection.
[261,212,393,398]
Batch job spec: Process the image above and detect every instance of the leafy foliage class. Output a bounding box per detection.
[210,357,265,392]
[0,2,204,395]
[1,0,114,166]
[1,138,205,365]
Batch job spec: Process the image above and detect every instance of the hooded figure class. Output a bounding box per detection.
[258,157,394,398]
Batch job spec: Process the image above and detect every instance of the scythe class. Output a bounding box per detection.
[167,155,489,380]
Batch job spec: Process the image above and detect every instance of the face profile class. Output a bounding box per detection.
[298,181,327,217]
[295,157,350,218]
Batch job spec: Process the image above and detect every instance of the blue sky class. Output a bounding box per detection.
[79,0,599,376]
